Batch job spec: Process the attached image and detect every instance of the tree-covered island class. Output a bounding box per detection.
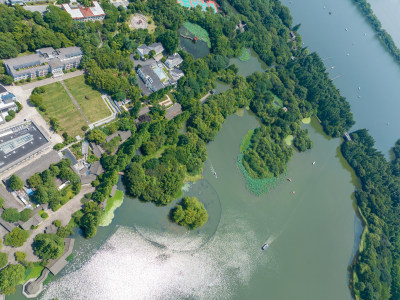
[170,197,208,230]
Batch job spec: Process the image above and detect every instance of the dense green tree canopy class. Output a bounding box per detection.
[1,208,20,223]
[34,233,65,260]
[170,197,208,230]
[9,175,24,191]
[4,228,30,248]
[0,264,25,295]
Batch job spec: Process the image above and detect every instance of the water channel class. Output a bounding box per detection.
[9,0,400,298]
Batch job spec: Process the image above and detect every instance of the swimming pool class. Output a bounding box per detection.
[153,67,168,81]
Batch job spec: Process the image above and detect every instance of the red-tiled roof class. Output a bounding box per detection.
[80,7,94,17]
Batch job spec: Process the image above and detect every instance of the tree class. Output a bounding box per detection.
[1,208,20,223]
[0,253,7,268]
[157,30,179,54]
[0,197,4,209]
[27,173,43,188]
[0,264,25,295]
[87,129,107,144]
[123,163,146,197]
[33,186,49,204]
[19,209,33,222]
[4,228,30,247]
[9,175,24,191]
[1,75,13,85]
[34,234,65,260]
[170,197,208,230]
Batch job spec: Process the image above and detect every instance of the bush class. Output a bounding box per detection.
[0,197,4,209]
[53,143,64,151]
[5,116,12,122]
[8,110,15,117]
[81,125,89,131]
[53,220,61,227]
[15,101,22,112]
[4,228,30,247]
[14,251,26,263]
[39,211,49,220]
[19,209,33,222]
[1,208,20,223]
[0,253,7,268]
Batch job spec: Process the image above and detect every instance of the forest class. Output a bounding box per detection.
[342,131,400,299]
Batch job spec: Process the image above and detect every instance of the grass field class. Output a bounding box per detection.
[64,76,111,123]
[40,81,87,137]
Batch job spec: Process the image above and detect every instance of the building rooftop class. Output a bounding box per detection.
[0,85,7,94]
[19,213,42,231]
[0,121,53,174]
[47,238,75,275]
[90,161,103,176]
[165,53,183,68]
[165,103,183,120]
[62,1,106,20]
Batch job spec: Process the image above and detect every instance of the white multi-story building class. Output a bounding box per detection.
[0,85,18,124]
[3,47,83,82]
[61,1,106,22]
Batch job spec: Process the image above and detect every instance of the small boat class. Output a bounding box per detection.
[290,191,295,194]
[287,178,292,182]
[346,53,350,56]
[312,161,316,165]
[358,86,361,90]
[345,28,348,31]
[261,243,269,251]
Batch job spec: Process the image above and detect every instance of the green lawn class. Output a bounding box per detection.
[40,81,87,137]
[24,265,44,281]
[64,76,111,123]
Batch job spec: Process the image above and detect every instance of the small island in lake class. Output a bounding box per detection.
[169,197,208,230]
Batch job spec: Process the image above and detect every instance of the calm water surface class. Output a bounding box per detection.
[11,0,400,298]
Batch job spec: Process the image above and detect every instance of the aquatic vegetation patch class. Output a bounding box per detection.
[284,135,294,146]
[183,22,211,48]
[238,48,250,62]
[240,129,255,152]
[99,190,124,227]
[237,154,284,196]
[302,117,311,124]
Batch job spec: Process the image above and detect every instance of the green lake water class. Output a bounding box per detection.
[9,0,400,298]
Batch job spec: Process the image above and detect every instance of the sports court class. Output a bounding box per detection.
[177,0,219,13]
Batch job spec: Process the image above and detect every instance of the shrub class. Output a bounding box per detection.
[53,220,61,227]
[14,251,26,263]
[53,143,64,151]
[39,211,49,220]
[81,125,89,131]
[0,253,7,268]
[9,175,24,191]
[0,197,4,209]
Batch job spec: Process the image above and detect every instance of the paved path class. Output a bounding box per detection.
[200,91,211,103]
[2,185,94,263]
[21,70,84,91]
[60,81,90,124]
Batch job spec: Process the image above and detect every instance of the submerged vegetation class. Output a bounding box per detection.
[183,21,211,48]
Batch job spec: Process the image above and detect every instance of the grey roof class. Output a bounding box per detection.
[0,209,16,232]
[137,45,150,56]
[105,131,131,143]
[139,65,164,91]
[19,213,42,230]
[15,151,61,182]
[57,47,83,61]
[0,184,24,210]
[149,43,164,54]
[90,142,103,158]
[48,58,63,69]
[80,173,97,185]
[165,53,183,68]
[90,161,103,176]
[169,69,184,81]
[0,85,7,94]
[47,238,75,275]
[63,148,78,165]
[165,103,182,120]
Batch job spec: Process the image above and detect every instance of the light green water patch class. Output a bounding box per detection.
[302,117,311,124]
[272,94,283,108]
[285,135,294,146]
[240,128,255,152]
[237,154,284,196]
[100,190,124,227]
[235,108,245,117]
[239,48,250,62]
[183,22,211,48]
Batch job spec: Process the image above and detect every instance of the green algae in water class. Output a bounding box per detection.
[239,48,250,62]
[302,117,311,124]
[237,154,284,196]
[183,22,211,48]
[238,129,284,196]
[100,190,124,227]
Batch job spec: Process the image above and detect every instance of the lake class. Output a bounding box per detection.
[11,0,400,298]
